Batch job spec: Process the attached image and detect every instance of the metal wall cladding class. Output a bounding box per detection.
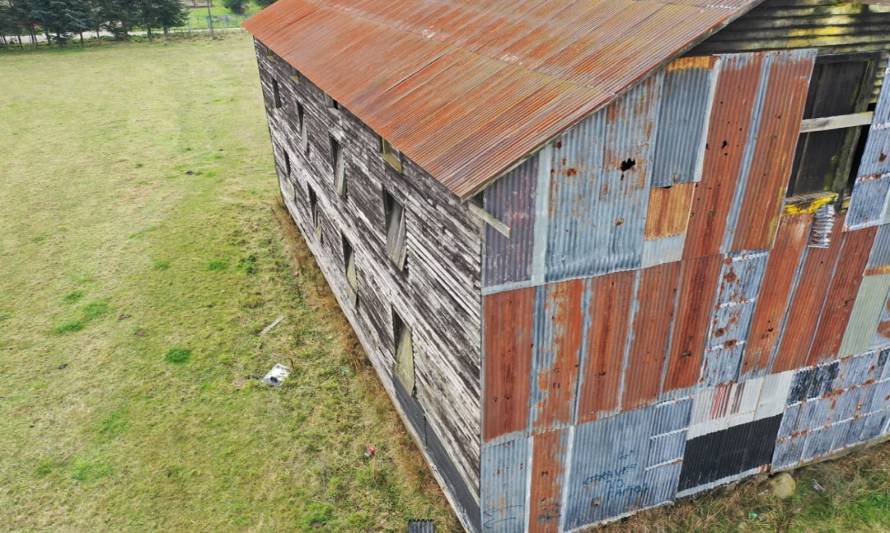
[481,433,529,533]
[741,214,812,377]
[562,400,692,530]
[838,273,890,357]
[644,183,696,240]
[866,223,890,275]
[528,429,571,532]
[483,155,538,288]
[650,57,718,187]
[545,75,662,282]
[847,66,890,229]
[245,0,763,199]
[773,349,890,470]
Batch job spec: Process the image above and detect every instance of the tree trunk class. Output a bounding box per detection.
[80,32,84,45]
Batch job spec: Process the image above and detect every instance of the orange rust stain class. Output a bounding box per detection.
[533,279,584,433]
[483,288,535,442]
[623,262,681,410]
[644,183,695,239]
[664,254,723,391]
[577,271,634,423]
[528,429,568,533]
[741,214,812,375]
[666,55,715,73]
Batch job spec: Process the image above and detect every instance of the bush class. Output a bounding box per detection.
[223,0,246,14]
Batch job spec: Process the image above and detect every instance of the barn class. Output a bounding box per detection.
[243,1,890,531]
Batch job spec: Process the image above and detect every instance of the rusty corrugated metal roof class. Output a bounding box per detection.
[244,0,763,199]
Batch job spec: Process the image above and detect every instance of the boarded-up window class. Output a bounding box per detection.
[308,184,320,237]
[324,94,339,110]
[342,233,358,306]
[296,102,305,133]
[384,190,407,270]
[282,148,290,176]
[392,309,414,394]
[272,78,281,109]
[331,135,346,198]
[786,54,879,197]
[379,136,402,172]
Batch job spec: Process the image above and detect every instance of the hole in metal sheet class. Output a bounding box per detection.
[619,158,636,171]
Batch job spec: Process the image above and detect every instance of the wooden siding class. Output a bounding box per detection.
[253,40,483,527]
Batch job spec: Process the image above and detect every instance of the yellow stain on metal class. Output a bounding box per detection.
[783,192,838,215]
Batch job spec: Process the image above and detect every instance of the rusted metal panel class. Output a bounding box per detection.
[847,66,890,229]
[481,433,529,532]
[624,262,682,410]
[729,49,816,251]
[530,279,584,433]
[545,75,662,282]
[683,53,765,259]
[528,429,570,533]
[741,214,813,376]
[651,56,719,187]
[484,288,534,442]
[245,0,763,199]
[773,215,846,372]
[664,254,723,391]
[807,226,877,365]
[644,183,696,240]
[873,289,890,349]
[839,274,890,356]
[483,156,537,288]
[577,272,635,423]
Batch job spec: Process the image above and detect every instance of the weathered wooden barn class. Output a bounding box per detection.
[244,1,890,531]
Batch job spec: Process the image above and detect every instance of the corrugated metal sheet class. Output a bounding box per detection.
[545,75,662,282]
[807,226,877,365]
[689,0,890,103]
[641,234,686,268]
[624,262,682,410]
[847,66,890,229]
[838,273,890,356]
[664,254,723,391]
[528,429,570,532]
[872,288,890,348]
[481,433,529,532]
[530,280,583,433]
[245,0,764,199]
[683,53,765,259]
[483,156,538,288]
[484,288,534,442]
[650,56,719,187]
[773,215,846,372]
[577,272,635,423]
[644,183,695,240]
[729,49,816,251]
[741,214,812,376]
[866,223,890,275]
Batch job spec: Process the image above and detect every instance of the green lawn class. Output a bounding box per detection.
[0,34,458,531]
[1,33,889,533]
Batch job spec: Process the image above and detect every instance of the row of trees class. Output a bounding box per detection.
[0,0,187,45]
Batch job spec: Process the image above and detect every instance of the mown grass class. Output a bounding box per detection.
[2,32,889,533]
[0,33,458,531]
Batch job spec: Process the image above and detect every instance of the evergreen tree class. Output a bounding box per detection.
[30,0,90,44]
[255,0,274,7]
[97,0,136,39]
[222,0,244,14]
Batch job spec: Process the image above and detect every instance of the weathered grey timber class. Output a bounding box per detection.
[253,40,483,530]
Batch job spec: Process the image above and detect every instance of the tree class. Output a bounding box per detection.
[255,0,274,7]
[222,0,244,14]
[136,0,183,39]
[96,0,136,39]
[30,0,90,44]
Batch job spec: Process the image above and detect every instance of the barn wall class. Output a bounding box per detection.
[688,0,890,102]
[252,40,482,531]
[481,50,890,532]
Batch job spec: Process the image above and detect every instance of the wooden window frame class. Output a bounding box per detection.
[341,233,358,306]
[383,190,407,271]
[330,135,346,198]
[379,136,403,172]
[272,78,282,109]
[308,184,320,238]
[392,308,414,394]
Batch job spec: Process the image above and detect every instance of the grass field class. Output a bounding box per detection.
[1,33,889,532]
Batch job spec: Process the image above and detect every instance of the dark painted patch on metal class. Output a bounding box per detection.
[677,414,782,491]
[484,288,535,441]
[786,361,840,404]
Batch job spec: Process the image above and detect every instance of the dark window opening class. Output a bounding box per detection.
[786,53,879,198]
[384,190,407,270]
[470,192,484,208]
[308,184,320,237]
[324,94,340,110]
[331,135,346,198]
[392,308,414,394]
[296,102,305,133]
[283,149,291,176]
[342,233,358,306]
[379,136,403,172]
[272,78,282,109]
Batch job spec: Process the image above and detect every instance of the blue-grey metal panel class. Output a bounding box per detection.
[647,431,687,467]
[701,344,745,386]
[847,65,890,229]
[857,65,890,179]
[481,433,529,533]
[651,57,717,187]
[482,155,538,288]
[715,252,769,304]
[846,175,890,229]
[839,274,890,356]
[873,289,890,349]
[652,398,693,435]
[641,234,685,268]
[866,223,890,271]
[545,74,662,282]
[642,461,683,508]
[837,351,875,390]
[772,434,805,469]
